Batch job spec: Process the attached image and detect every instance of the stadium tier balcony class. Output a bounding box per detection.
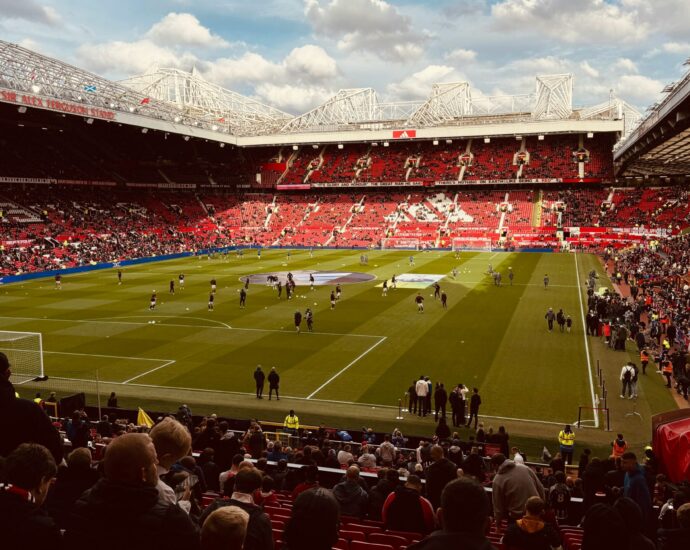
[310,144,369,183]
[502,190,536,229]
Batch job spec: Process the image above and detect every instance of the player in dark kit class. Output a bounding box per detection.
[268,367,280,400]
[55,273,62,289]
[330,290,336,309]
[208,293,215,311]
[391,274,397,289]
[294,310,302,334]
[169,280,175,294]
[335,284,342,300]
[149,291,157,310]
[441,290,448,309]
[239,288,247,308]
[415,293,424,313]
[179,273,185,290]
[544,274,549,289]
[244,277,250,290]
[286,282,292,300]
[433,282,441,300]
[309,273,315,290]
[508,267,514,285]
[305,308,313,332]
[210,278,217,293]
[277,280,282,298]
[117,270,122,285]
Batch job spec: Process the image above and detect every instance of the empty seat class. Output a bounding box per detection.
[368,533,408,549]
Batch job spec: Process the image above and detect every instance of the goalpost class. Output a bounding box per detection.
[380,237,420,251]
[0,331,45,382]
[451,236,493,252]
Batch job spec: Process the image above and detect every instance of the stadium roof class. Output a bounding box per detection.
[0,40,631,146]
[615,62,690,177]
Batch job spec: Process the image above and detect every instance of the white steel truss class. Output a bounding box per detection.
[533,74,573,120]
[407,82,472,125]
[580,97,642,139]
[0,40,209,129]
[120,67,291,136]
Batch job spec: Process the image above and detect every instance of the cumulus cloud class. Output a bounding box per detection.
[616,74,663,104]
[492,0,649,44]
[614,58,638,73]
[304,0,428,62]
[579,61,599,78]
[284,45,338,80]
[662,42,690,54]
[77,40,198,76]
[445,49,477,64]
[0,0,60,25]
[254,83,334,112]
[386,64,464,101]
[146,12,230,48]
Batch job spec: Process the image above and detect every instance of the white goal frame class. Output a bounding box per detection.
[380,237,420,251]
[0,330,45,380]
[451,237,493,252]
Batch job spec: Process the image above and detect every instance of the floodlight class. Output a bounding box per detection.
[383,141,389,147]
[85,118,94,125]
[587,132,594,138]
[184,136,190,141]
[337,144,344,149]
[30,84,41,94]
[292,145,298,150]
[220,143,225,148]
[446,139,452,144]
[173,116,181,123]
[432,140,439,145]
[312,144,319,149]
[17,106,27,114]
[484,137,490,143]
[141,128,148,134]
[538,135,545,141]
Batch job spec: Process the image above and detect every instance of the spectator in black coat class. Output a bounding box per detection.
[198,448,221,493]
[283,488,340,550]
[658,502,690,550]
[97,414,112,437]
[0,352,63,463]
[0,443,60,548]
[64,433,200,550]
[66,411,91,449]
[46,447,100,528]
[368,468,399,520]
[425,445,458,510]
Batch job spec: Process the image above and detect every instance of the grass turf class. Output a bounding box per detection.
[0,249,677,451]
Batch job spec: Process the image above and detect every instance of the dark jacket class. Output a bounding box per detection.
[425,458,457,509]
[0,488,62,548]
[502,516,561,550]
[65,479,200,550]
[46,464,100,528]
[200,497,273,550]
[409,530,495,550]
[470,393,481,412]
[657,527,690,550]
[384,486,431,535]
[333,479,368,518]
[268,371,280,388]
[368,478,397,520]
[0,379,63,463]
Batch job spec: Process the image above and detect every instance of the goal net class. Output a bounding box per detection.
[0,331,45,382]
[380,237,420,251]
[451,236,493,252]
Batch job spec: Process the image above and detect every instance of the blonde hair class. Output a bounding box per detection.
[149,417,191,460]
[201,506,249,550]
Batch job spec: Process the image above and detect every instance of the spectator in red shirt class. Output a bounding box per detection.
[382,474,436,535]
[291,464,319,500]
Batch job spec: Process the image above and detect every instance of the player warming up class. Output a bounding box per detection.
[179,273,185,290]
[544,273,549,289]
[433,282,441,300]
[239,287,247,308]
[210,278,217,294]
[169,280,175,294]
[55,273,62,290]
[391,274,397,289]
[305,308,314,332]
[149,290,157,311]
[336,284,342,301]
[208,292,215,311]
[294,310,302,334]
[415,292,424,313]
[382,279,388,296]
[330,290,336,310]
[441,290,448,309]
[117,270,122,285]
[508,267,514,285]
[309,273,315,290]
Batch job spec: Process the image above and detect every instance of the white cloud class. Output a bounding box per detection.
[662,42,690,54]
[254,83,334,112]
[284,45,338,80]
[304,0,428,62]
[492,0,649,44]
[614,58,638,73]
[77,40,197,76]
[146,12,229,48]
[580,61,599,78]
[0,0,60,25]
[386,64,463,101]
[445,48,477,64]
[616,74,663,104]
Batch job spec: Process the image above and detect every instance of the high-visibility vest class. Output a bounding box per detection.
[612,440,628,458]
[284,415,299,430]
[558,430,575,447]
[640,352,649,363]
[34,397,43,407]
[662,362,673,374]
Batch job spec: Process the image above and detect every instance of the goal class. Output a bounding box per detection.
[380,237,420,251]
[0,331,45,382]
[451,236,493,252]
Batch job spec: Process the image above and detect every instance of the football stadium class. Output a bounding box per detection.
[1,2,690,548]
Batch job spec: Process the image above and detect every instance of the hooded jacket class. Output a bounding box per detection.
[65,478,199,550]
[491,460,545,522]
[333,478,368,518]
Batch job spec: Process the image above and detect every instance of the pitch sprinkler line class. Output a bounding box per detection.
[574,253,600,429]
[306,336,387,399]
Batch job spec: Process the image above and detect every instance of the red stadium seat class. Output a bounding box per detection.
[368,533,408,549]
[350,541,394,550]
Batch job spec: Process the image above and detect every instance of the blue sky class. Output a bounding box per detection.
[2,0,689,114]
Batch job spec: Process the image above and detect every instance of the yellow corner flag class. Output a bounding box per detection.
[137,407,154,428]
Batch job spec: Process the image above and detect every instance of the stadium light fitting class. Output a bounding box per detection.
[372,142,378,146]
[85,118,94,125]
[538,135,544,140]
[446,139,452,144]
[141,128,148,134]
[173,116,181,123]
[30,84,41,94]
[184,136,190,141]
[587,132,594,138]
[292,145,298,150]
[337,143,344,149]
[211,125,219,131]
[484,137,490,143]
[77,95,83,101]
[312,144,319,149]
[17,106,27,114]
[432,140,439,145]
[220,143,225,148]
[128,106,136,113]
[383,141,389,147]
[515,135,522,140]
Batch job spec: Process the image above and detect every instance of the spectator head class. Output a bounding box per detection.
[582,503,627,550]
[103,433,158,487]
[431,445,444,461]
[386,468,399,484]
[304,464,319,483]
[201,506,249,550]
[149,417,191,469]
[346,465,360,480]
[620,451,638,472]
[4,443,57,505]
[438,478,490,535]
[285,488,340,550]
[677,502,690,529]
[405,474,423,493]
[0,351,10,380]
[490,453,507,470]
[613,497,645,536]
[233,468,262,495]
[554,471,566,484]
[231,454,244,469]
[525,496,545,517]
[67,447,92,471]
[261,476,274,493]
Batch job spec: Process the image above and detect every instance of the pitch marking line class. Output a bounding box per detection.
[306,336,387,399]
[574,252,599,429]
[40,351,177,384]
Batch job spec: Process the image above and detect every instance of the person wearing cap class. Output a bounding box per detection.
[0,352,63,463]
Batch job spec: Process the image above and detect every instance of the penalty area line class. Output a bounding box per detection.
[122,360,177,384]
[306,336,387,400]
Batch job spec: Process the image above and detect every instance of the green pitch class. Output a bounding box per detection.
[0,249,603,426]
